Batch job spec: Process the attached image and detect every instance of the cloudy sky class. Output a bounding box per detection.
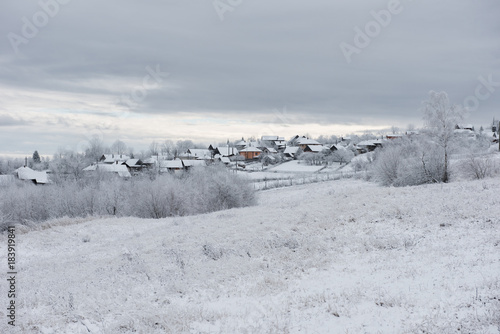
[1,0,499,156]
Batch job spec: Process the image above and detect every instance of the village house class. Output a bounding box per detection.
[295,138,322,150]
[123,159,144,175]
[99,154,130,164]
[214,147,238,157]
[235,139,248,151]
[283,146,301,159]
[303,145,330,153]
[83,162,131,178]
[239,147,262,160]
[261,136,286,150]
[261,147,278,154]
[386,134,403,140]
[183,149,213,161]
[160,159,207,173]
[14,166,50,185]
[355,140,384,154]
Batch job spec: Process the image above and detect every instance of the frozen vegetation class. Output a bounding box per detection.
[0,177,499,333]
[0,166,255,230]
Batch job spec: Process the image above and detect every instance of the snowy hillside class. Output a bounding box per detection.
[1,178,499,333]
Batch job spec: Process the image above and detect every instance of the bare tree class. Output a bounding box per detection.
[161,140,175,158]
[422,91,465,183]
[149,141,160,156]
[390,126,400,134]
[85,135,104,162]
[111,140,127,155]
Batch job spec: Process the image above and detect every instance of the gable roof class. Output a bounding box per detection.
[15,167,49,184]
[284,146,300,154]
[304,145,330,153]
[215,147,238,156]
[160,159,184,169]
[182,160,207,167]
[296,138,321,145]
[100,154,131,163]
[263,147,278,153]
[186,149,212,159]
[83,163,131,177]
[240,147,262,152]
[124,159,142,168]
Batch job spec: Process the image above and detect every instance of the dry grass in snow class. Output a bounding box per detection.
[0,178,499,333]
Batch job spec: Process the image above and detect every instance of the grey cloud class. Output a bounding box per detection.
[0,0,499,153]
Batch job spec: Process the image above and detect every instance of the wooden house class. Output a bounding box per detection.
[239,147,262,160]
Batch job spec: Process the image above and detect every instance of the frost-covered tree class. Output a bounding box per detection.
[85,135,104,162]
[149,141,160,156]
[110,140,127,155]
[421,91,465,183]
[161,140,175,158]
[328,147,354,165]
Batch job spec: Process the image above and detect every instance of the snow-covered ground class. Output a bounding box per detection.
[268,160,326,173]
[1,178,499,333]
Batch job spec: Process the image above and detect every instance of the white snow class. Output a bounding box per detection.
[1,178,499,333]
[268,160,325,173]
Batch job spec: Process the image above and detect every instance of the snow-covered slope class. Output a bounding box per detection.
[1,178,499,333]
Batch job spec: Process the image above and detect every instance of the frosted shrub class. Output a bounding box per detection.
[0,165,256,229]
[372,138,444,187]
[459,154,497,180]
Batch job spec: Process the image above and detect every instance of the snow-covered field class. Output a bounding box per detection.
[1,178,499,333]
[268,160,326,173]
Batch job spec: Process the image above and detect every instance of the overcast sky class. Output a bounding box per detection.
[1,0,499,157]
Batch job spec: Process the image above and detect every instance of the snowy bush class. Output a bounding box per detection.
[0,166,256,229]
[371,137,445,186]
[458,154,498,180]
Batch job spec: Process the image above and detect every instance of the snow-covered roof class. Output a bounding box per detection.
[101,154,131,164]
[240,147,262,152]
[142,157,157,164]
[15,167,49,184]
[235,140,247,146]
[124,159,142,167]
[216,147,238,156]
[183,160,207,167]
[160,159,184,169]
[83,163,131,177]
[220,156,231,164]
[284,146,300,154]
[261,136,280,141]
[263,147,278,153]
[83,164,97,172]
[186,149,212,160]
[296,138,321,145]
[357,140,377,147]
[305,145,330,153]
